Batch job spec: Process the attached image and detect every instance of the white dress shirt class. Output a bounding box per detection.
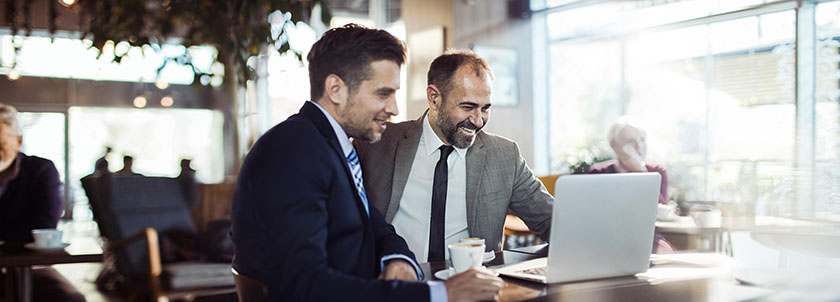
[392,115,471,262]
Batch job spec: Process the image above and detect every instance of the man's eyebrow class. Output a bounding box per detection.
[375,87,396,94]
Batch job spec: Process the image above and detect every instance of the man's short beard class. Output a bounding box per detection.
[437,100,481,149]
[340,97,381,143]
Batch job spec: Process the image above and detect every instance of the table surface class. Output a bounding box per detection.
[655,215,839,234]
[420,244,768,302]
[0,238,103,267]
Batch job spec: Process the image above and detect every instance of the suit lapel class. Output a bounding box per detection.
[299,102,371,225]
[465,133,486,236]
[385,117,422,221]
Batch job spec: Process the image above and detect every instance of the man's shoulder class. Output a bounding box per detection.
[19,153,57,170]
[356,119,420,151]
[259,114,321,144]
[245,114,328,163]
[477,131,519,153]
[383,119,420,139]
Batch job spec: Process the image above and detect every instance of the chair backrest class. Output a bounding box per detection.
[192,182,236,232]
[537,174,561,197]
[232,267,268,302]
[93,173,197,283]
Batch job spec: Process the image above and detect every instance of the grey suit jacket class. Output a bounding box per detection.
[354,114,553,252]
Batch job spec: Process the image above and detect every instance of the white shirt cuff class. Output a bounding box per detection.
[380,254,424,280]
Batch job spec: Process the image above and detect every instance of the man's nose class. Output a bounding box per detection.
[469,111,484,128]
[385,96,399,117]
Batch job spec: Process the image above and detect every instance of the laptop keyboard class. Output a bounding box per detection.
[517,266,547,276]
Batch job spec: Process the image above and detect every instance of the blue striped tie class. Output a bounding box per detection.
[346,149,370,217]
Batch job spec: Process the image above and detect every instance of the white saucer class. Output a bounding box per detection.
[23,243,69,252]
[483,251,496,263]
[434,268,456,280]
[434,266,491,280]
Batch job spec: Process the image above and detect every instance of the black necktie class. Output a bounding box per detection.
[429,145,455,262]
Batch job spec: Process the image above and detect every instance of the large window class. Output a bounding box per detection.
[543,0,839,220]
[1,34,216,85]
[814,1,840,220]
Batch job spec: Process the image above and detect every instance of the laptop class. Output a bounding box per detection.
[495,173,661,283]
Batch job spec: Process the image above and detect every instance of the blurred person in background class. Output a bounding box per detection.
[177,158,199,210]
[0,103,86,302]
[114,155,139,176]
[93,146,112,174]
[587,116,674,253]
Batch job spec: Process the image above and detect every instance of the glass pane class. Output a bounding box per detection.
[18,112,66,180]
[548,40,622,171]
[546,0,767,41]
[625,25,710,201]
[66,107,225,210]
[814,1,840,221]
[548,10,797,218]
[627,12,796,214]
[0,35,215,84]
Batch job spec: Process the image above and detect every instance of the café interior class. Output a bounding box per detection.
[1,0,840,301]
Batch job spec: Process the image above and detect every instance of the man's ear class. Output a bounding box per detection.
[324,74,348,106]
[426,85,441,111]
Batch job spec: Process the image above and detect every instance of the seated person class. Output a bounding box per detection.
[0,103,86,302]
[231,25,502,302]
[587,117,674,253]
[588,117,668,204]
[353,50,553,262]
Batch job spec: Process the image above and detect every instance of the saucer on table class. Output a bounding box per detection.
[434,266,496,280]
[23,242,70,252]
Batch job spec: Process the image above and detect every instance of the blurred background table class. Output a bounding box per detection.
[0,240,102,302]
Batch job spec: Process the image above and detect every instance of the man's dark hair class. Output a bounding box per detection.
[308,24,406,101]
[427,49,494,101]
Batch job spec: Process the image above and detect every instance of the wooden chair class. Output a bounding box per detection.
[232,267,268,302]
[82,173,236,302]
[503,175,561,249]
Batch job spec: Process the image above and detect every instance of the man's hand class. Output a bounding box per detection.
[444,267,504,302]
[379,259,419,281]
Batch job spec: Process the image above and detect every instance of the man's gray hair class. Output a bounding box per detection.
[0,103,20,135]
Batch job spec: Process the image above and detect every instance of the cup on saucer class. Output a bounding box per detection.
[448,242,484,274]
[32,229,63,249]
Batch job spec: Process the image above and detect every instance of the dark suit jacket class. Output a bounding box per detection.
[0,153,63,242]
[353,114,554,252]
[231,102,429,302]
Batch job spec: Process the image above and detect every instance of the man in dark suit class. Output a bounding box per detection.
[231,24,502,302]
[0,103,85,302]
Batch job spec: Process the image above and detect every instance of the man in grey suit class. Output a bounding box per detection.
[354,50,553,262]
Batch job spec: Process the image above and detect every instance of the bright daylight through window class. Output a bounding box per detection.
[544,0,840,221]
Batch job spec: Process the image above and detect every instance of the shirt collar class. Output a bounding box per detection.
[422,115,467,159]
[309,101,354,158]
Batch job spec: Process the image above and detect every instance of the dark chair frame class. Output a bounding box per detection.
[82,173,236,302]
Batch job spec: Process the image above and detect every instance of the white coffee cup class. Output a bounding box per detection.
[692,209,722,227]
[459,237,485,246]
[32,229,63,248]
[448,243,484,273]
